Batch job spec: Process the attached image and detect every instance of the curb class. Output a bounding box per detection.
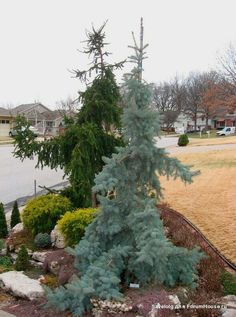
[159,204,236,273]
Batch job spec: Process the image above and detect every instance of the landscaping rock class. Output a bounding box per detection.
[168,295,181,307]
[0,271,44,300]
[50,225,66,249]
[11,223,23,233]
[43,249,76,285]
[9,253,17,261]
[29,260,44,269]
[0,248,7,256]
[221,295,236,317]
[32,251,49,263]
[0,310,16,317]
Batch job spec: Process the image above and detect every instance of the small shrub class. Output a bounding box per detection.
[178,134,189,146]
[34,233,51,249]
[10,200,21,228]
[220,271,236,295]
[60,186,84,209]
[58,208,97,246]
[15,245,30,271]
[0,255,14,273]
[0,256,12,267]
[40,275,59,288]
[6,229,35,251]
[22,194,73,235]
[0,202,8,238]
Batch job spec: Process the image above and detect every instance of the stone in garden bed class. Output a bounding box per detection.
[43,249,76,285]
[32,251,50,263]
[11,223,23,234]
[0,271,44,300]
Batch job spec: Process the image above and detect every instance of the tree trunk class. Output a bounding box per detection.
[205,115,209,129]
[194,115,197,132]
[92,192,97,208]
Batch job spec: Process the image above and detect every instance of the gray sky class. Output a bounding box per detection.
[1,0,236,109]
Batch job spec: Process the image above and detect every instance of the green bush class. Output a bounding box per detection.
[178,134,189,146]
[58,208,97,246]
[0,239,5,250]
[220,271,236,295]
[0,202,8,238]
[0,256,12,267]
[34,233,51,249]
[22,194,73,235]
[10,200,21,228]
[15,245,30,271]
[0,256,13,273]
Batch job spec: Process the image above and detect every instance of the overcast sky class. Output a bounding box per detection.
[1,0,236,109]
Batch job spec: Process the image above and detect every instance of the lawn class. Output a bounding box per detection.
[188,134,236,146]
[159,149,236,264]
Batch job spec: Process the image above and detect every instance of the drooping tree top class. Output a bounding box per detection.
[72,21,125,82]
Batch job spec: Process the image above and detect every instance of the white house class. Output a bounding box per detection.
[174,112,214,132]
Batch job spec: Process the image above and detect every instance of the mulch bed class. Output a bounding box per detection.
[1,204,228,317]
[3,298,72,317]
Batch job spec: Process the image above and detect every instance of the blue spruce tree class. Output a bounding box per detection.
[47,19,204,317]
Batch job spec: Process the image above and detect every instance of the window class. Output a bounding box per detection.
[0,120,10,124]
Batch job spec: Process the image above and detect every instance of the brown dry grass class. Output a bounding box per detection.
[189,135,236,146]
[160,149,236,264]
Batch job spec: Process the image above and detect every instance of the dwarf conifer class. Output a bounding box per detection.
[15,245,29,271]
[10,201,21,228]
[0,203,8,238]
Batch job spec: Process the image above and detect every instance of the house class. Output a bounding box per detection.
[12,103,64,135]
[211,108,236,129]
[0,107,14,137]
[174,112,214,132]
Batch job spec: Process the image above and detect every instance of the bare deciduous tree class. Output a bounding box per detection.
[218,44,236,113]
[152,76,186,131]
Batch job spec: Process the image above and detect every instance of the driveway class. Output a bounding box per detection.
[155,136,178,148]
[0,145,66,205]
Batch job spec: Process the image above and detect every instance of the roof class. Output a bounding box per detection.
[41,110,62,120]
[0,107,11,117]
[12,103,51,115]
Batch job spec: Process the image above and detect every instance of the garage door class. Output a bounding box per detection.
[0,120,10,137]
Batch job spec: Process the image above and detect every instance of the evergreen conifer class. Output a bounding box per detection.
[15,245,29,271]
[13,23,124,207]
[47,19,204,317]
[10,200,21,228]
[0,202,8,238]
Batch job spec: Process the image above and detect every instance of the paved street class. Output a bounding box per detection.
[0,145,65,204]
[1,137,235,205]
[155,136,178,148]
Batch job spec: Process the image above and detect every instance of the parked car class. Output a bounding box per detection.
[9,126,39,137]
[175,127,185,134]
[216,127,235,136]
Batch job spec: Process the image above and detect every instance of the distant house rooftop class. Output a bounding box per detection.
[0,107,11,117]
[12,103,51,115]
